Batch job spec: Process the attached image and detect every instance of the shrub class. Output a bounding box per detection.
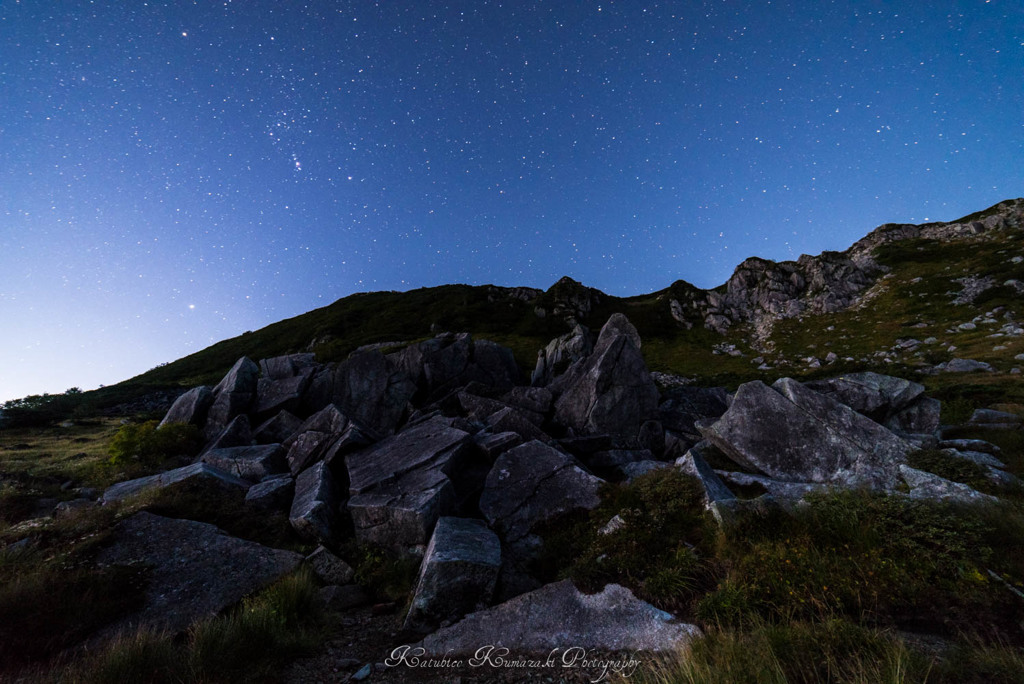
[107,420,202,468]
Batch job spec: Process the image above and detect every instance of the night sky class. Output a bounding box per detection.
[2,1,1022,402]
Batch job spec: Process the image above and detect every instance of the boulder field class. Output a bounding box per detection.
[98,313,1017,657]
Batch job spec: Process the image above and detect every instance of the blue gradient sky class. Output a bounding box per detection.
[2,1,1022,401]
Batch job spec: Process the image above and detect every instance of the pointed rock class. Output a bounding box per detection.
[553,314,659,438]
[159,386,213,428]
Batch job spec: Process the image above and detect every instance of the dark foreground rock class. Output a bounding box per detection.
[95,512,302,635]
[417,579,701,655]
[404,517,502,633]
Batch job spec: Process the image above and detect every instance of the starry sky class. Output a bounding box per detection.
[1,1,1022,402]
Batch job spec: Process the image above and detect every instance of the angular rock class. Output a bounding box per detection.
[703,379,913,489]
[201,444,287,481]
[284,404,353,475]
[102,462,250,504]
[675,446,736,506]
[159,386,213,428]
[885,396,941,435]
[253,410,304,445]
[244,475,295,511]
[306,545,355,585]
[473,431,523,459]
[205,357,260,438]
[95,512,302,635]
[394,334,518,402]
[480,440,602,546]
[943,448,1006,469]
[346,417,471,549]
[804,372,924,421]
[260,353,317,380]
[899,465,998,504]
[532,324,593,387]
[486,406,550,443]
[619,460,670,482]
[418,580,701,655]
[255,371,314,419]
[289,461,343,546]
[714,470,825,500]
[404,517,502,632]
[968,408,1023,428]
[939,438,1002,455]
[941,358,996,373]
[553,314,659,438]
[501,386,553,416]
[331,350,417,435]
[203,414,253,452]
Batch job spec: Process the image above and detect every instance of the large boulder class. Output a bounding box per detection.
[703,378,914,489]
[346,417,472,549]
[254,371,314,420]
[253,410,304,445]
[94,512,302,635]
[403,517,502,633]
[330,350,417,435]
[159,386,213,428]
[417,580,701,655]
[480,440,602,548]
[553,314,659,438]
[102,462,249,504]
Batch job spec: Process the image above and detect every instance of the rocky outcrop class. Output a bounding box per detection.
[393,333,519,403]
[404,517,502,633]
[418,579,701,655]
[95,512,302,635]
[553,314,659,439]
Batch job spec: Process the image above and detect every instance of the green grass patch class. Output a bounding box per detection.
[698,490,1024,634]
[906,449,994,492]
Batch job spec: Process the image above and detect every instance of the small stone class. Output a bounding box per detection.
[958,322,977,331]
[351,663,372,681]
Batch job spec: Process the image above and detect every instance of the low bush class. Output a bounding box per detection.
[107,420,202,468]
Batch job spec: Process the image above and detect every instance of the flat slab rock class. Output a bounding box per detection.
[102,462,249,504]
[418,579,701,655]
[95,512,302,635]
